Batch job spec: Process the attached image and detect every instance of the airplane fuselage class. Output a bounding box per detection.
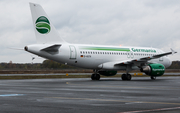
[26,43,172,70]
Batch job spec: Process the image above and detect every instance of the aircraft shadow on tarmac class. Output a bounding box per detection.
[97,78,166,82]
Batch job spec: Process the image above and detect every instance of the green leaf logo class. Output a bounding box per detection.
[35,16,51,34]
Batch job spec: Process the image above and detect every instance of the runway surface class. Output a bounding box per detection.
[0,77,180,113]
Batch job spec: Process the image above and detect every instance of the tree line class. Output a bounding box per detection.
[167,61,180,69]
[0,60,79,70]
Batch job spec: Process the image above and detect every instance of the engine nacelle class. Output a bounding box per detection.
[141,64,165,76]
[98,70,117,76]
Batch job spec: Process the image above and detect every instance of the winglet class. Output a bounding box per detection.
[170,48,177,55]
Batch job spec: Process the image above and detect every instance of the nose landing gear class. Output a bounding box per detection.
[91,69,100,80]
[91,74,100,80]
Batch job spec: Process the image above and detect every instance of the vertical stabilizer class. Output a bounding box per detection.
[29,3,66,44]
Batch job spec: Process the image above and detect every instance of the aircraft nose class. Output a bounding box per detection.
[167,57,172,67]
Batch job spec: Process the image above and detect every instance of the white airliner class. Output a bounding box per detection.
[25,3,177,80]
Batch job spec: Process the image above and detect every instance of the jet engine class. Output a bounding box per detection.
[141,64,165,76]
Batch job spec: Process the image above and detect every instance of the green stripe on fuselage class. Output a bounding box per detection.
[80,47,130,51]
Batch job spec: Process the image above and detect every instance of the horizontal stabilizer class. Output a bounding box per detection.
[40,44,61,55]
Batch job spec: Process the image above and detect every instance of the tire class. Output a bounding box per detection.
[126,74,132,80]
[95,74,100,80]
[91,74,95,80]
[91,74,100,80]
[121,74,127,80]
[151,76,156,80]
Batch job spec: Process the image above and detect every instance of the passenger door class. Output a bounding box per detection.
[69,45,77,59]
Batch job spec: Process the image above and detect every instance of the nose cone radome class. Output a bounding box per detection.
[168,58,172,67]
[165,57,172,68]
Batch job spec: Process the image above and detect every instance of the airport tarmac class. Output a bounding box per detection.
[0,77,180,113]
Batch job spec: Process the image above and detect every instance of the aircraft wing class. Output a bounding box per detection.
[114,48,177,66]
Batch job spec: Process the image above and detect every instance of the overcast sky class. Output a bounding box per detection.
[0,0,180,63]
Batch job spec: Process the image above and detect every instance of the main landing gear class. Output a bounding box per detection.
[121,73,132,81]
[121,65,132,81]
[91,70,100,80]
[151,76,156,80]
[91,74,100,80]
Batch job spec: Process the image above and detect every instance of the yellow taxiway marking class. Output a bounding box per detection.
[49,97,180,106]
[66,73,68,76]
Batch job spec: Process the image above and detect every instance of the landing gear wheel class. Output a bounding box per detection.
[121,74,132,81]
[121,74,127,80]
[126,74,132,80]
[91,74,100,80]
[95,74,100,80]
[151,76,156,80]
[91,74,95,80]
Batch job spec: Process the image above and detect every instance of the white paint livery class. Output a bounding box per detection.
[25,3,177,80]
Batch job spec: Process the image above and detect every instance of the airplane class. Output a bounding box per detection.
[24,3,177,81]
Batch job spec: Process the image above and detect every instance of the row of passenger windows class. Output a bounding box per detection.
[80,51,157,56]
